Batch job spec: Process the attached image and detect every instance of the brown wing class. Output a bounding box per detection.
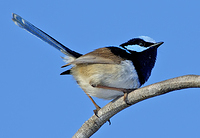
[61,47,124,68]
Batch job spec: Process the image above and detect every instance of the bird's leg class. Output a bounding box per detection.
[85,93,101,116]
[91,84,136,105]
[85,92,111,125]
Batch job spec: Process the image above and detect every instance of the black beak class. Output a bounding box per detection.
[150,42,164,48]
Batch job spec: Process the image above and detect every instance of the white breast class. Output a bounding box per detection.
[72,60,140,100]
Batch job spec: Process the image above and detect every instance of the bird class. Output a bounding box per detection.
[12,13,164,115]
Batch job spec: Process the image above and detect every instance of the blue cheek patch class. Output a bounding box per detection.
[126,45,149,52]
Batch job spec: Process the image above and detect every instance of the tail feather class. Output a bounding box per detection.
[12,13,82,58]
[60,69,71,75]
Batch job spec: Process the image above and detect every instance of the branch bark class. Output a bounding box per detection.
[72,75,200,138]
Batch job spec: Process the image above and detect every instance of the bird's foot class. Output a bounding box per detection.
[93,105,111,125]
[122,88,136,105]
[93,105,101,117]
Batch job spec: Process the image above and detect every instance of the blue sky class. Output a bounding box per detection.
[1,0,200,137]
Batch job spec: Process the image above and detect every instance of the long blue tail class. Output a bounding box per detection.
[12,13,82,58]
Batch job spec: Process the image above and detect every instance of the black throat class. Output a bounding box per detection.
[129,47,158,85]
[107,46,158,86]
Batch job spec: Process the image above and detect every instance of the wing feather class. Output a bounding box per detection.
[61,48,123,68]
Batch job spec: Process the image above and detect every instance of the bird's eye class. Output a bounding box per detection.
[139,42,144,46]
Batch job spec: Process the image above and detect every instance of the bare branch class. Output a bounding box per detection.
[72,75,200,138]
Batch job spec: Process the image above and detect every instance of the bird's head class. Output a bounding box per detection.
[120,36,164,53]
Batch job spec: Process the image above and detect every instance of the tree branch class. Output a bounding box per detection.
[72,75,200,138]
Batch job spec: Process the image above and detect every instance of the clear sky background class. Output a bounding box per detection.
[1,0,200,138]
